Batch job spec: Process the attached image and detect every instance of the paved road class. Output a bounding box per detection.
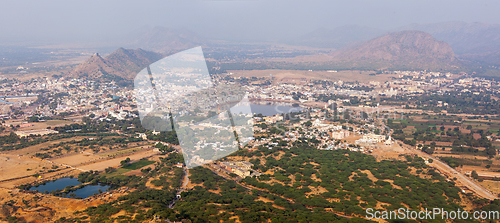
[398,141,498,200]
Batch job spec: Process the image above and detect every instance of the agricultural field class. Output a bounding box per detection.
[0,127,158,191]
[77,149,159,172]
[388,113,500,181]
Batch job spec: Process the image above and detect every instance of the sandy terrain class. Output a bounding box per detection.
[479,180,500,195]
[0,154,51,182]
[0,188,98,222]
[77,149,159,172]
[51,153,101,167]
[0,184,128,223]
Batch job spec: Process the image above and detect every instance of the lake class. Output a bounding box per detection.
[30,177,109,199]
[0,99,13,104]
[231,103,303,117]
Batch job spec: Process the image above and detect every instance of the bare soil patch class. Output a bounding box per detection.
[77,149,159,172]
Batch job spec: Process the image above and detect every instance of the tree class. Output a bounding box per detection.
[105,167,115,173]
[422,146,434,155]
[304,121,312,127]
[471,170,479,179]
[485,148,497,156]
[29,115,39,122]
[120,157,131,166]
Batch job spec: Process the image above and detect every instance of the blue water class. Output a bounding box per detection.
[0,95,38,98]
[231,103,303,117]
[69,184,109,198]
[0,99,13,104]
[30,178,80,192]
[29,177,109,199]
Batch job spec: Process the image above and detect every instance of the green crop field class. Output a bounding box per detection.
[122,160,155,170]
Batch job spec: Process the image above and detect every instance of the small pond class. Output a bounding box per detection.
[29,177,109,199]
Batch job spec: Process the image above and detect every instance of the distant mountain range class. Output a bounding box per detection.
[291,21,500,68]
[329,30,459,70]
[70,27,205,85]
[397,22,500,67]
[71,48,163,85]
[125,27,204,54]
[70,22,500,82]
[397,21,500,55]
[291,22,500,53]
[285,25,386,49]
[70,30,461,81]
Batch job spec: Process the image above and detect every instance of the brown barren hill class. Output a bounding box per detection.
[331,30,459,70]
[72,53,115,79]
[71,48,163,83]
[105,48,164,79]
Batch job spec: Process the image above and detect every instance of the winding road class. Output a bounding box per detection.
[168,168,189,209]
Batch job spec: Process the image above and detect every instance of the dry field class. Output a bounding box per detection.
[3,136,87,156]
[227,69,397,83]
[50,144,154,168]
[434,153,489,160]
[97,145,152,158]
[5,119,75,132]
[77,149,159,172]
[0,154,51,182]
[51,153,101,167]
[0,165,77,189]
[479,180,500,195]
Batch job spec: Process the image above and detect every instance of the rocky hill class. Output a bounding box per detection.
[330,30,459,70]
[398,21,500,55]
[72,48,163,85]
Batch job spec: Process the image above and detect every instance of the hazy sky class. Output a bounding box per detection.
[1,0,500,44]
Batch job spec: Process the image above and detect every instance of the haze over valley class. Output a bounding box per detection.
[2,1,500,222]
